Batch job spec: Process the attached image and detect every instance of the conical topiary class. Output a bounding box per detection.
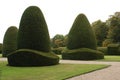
[17,6,50,52]
[62,14,104,60]
[8,6,59,66]
[2,26,18,57]
[67,14,97,50]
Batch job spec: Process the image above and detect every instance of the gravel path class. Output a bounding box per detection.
[60,60,120,80]
[1,58,120,80]
[0,58,7,61]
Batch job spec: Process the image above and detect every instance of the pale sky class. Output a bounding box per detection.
[0,0,120,43]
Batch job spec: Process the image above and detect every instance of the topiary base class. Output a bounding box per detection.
[62,48,104,60]
[7,49,59,66]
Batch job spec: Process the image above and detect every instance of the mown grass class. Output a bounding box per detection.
[58,55,120,62]
[0,61,108,80]
[103,55,120,61]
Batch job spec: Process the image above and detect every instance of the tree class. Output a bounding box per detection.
[51,34,65,48]
[92,20,108,46]
[106,12,120,43]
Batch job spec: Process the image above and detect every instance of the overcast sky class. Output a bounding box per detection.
[0,0,120,43]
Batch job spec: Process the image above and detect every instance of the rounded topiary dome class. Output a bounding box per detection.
[18,6,50,52]
[67,14,97,50]
[2,26,18,57]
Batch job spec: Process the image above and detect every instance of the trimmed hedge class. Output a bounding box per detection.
[67,14,97,50]
[97,47,108,55]
[0,43,2,53]
[52,47,65,55]
[8,49,59,66]
[18,6,50,52]
[2,26,18,57]
[62,48,104,60]
[107,43,120,55]
[8,6,59,66]
[62,14,102,60]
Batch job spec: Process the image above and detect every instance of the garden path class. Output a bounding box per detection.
[0,58,7,61]
[60,60,120,80]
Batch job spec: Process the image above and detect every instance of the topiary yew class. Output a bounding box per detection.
[2,26,18,57]
[67,14,97,50]
[62,14,104,60]
[0,43,2,53]
[8,6,59,66]
[17,6,50,52]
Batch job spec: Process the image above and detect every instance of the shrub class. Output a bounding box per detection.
[107,43,120,55]
[62,48,104,60]
[102,39,113,47]
[67,14,97,50]
[2,26,18,57]
[62,14,102,60]
[0,43,2,53]
[8,6,59,66]
[8,49,59,66]
[52,47,65,55]
[97,47,108,55]
[18,6,50,52]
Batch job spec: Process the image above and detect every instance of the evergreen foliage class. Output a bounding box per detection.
[106,13,120,43]
[8,49,59,66]
[92,20,108,46]
[97,47,108,54]
[67,14,97,50]
[62,14,104,60]
[8,6,59,66]
[0,43,2,53]
[62,48,104,60]
[107,43,120,55]
[18,6,50,52]
[2,26,18,57]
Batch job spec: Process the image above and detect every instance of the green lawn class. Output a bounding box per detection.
[0,61,108,80]
[103,55,120,61]
[0,54,120,80]
[58,55,120,62]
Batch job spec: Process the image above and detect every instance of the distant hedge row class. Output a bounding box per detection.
[97,44,120,55]
[107,43,120,55]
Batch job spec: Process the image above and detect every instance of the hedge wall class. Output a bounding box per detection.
[8,49,59,66]
[107,43,120,55]
[62,48,104,60]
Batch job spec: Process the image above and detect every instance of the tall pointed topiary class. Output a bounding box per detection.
[2,26,18,57]
[67,14,97,50]
[62,14,104,60]
[8,6,59,66]
[17,6,50,52]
